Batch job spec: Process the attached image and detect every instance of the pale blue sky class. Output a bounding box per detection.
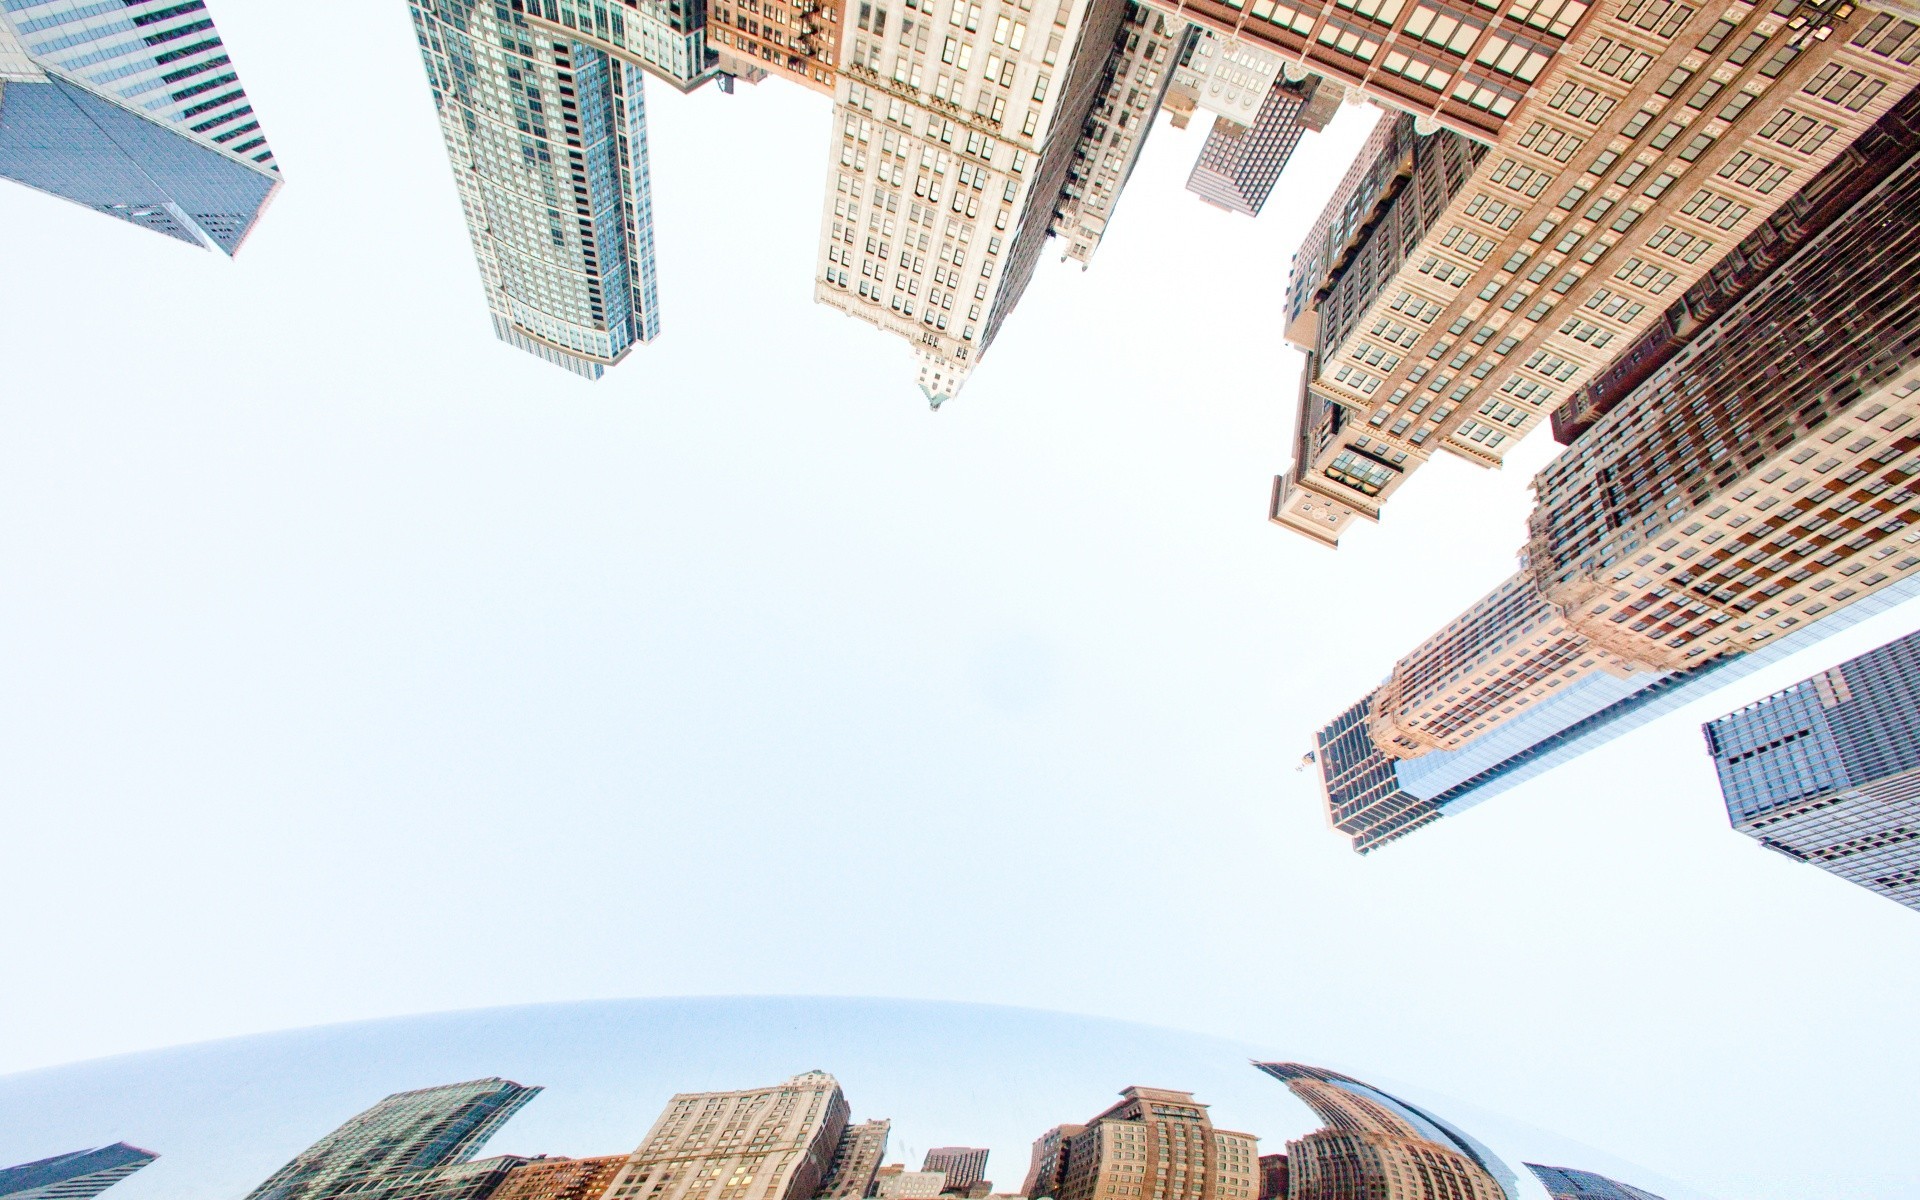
[1,3,1916,1199]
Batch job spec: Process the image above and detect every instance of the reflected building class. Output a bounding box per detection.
[819,1121,893,1199]
[1309,79,1920,852]
[0,1,280,253]
[921,1150,989,1194]
[1184,78,1310,215]
[1525,1165,1665,1200]
[1023,1086,1258,1200]
[493,1158,629,1200]
[0,1144,157,1200]
[407,0,663,379]
[1705,628,1920,912]
[1254,1063,1518,1200]
[603,1071,851,1200]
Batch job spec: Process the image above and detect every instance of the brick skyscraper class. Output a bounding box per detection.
[1024,1087,1257,1200]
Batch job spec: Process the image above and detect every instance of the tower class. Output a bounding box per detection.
[0,2,280,252]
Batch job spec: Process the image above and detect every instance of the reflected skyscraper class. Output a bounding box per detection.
[0,1,279,253]
[1525,1165,1665,1200]
[1255,1063,1517,1200]
[407,0,662,378]
[1022,1086,1259,1200]
[920,1150,988,1194]
[820,1121,893,1200]
[244,1077,540,1200]
[0,1144,157,1200]
[604,1071,852,1200]
[1705,628,1920,912]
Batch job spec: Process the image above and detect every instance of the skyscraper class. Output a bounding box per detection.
[599,1071,851,1200]
[1053,1,1190,264]
[245,1077,541,1200]
[1022,1087,1258,1200]
[407,0,663,378]
[1309,78,1920,852]
[812,0,1134,405]
[1254,1063,1518,1200]
[1185,78,1310,215]
[1269,0,1920,547]
[921,1150,988,1194]
[0,1145,157,1200]
[493,1158,631,1200]
[1705,628,1920,912]
[0,1,279,253]
[819,1121,892,1200]
[1524,1165,1666,1200]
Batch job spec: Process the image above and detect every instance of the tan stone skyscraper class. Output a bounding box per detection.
[602,1072,851,1200]
[812,0,1137,404]
[1024,1088,1258,1200]
[1268,0,1920,546]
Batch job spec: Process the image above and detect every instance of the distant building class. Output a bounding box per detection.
[1025,1087,1257,1200]
[603,1072,850,1200]
[493,1158,629,1200]
[1185,79,1311,216]
[922,1150,989,1194]
[1255,1155,1286,1200]
[0,2,280,253]
[245,1078,540,1200]
[0,1144,157,1200]
[1705,629,1920,912]
[876,1170,946,1198]
[406,0,662,378]
[820,1121,893,1199]
[1525,1165,1665,1200]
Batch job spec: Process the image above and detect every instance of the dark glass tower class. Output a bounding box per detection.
[0,1144,157,1200]
[1525,1165,1666,1200]
[1704,629,1920,912]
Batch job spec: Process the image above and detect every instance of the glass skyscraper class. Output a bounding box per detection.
[244,1077,541,1200]
[1704,628,1920,912]
[407,0,662,379]
[1525,1165,1666,1200]
[0,0,280,253]
[0,1144,157,1200]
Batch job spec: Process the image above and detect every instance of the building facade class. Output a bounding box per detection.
[0,1145,157,1200]
[494,1158,631,1200]
[877,1172,947,1198]
[1523,1165,1665,1200]
[600,1072,851,1200]
[1310,76,1920,852]
[408,0,664,379]
[811,0,1132,404]
[0,1,280,253]
[1705,628,1920,911]
[1270,0,1920,547]
[1185,77,1311,213]
[1024,1087,1258,1200]
[922,1150,990,1193]
[819,1121,892,1199]
[245,1078,541,1200]
[1054,1,1191,263]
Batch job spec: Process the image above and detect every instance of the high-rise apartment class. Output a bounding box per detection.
[819,1121,893,1199]
[1270,0,1920,547]
[1255,1064,1516,1200]
[1185,78,1311,213]
[0,1145,157,1200]
[1054,1,1191,263]
[408,0,663,378]
[812,0,1134,404]
[706,0,845,89]
[493,1158,631,1200]
[0,1,279,253]
[1704,628,1920,911]
[246,1078,541,1200]
[1524,1165,1666,1200]
[1309,77,1920,852]
[1023,1087,1258,1200]
[600,1072,851,1200]
[1254,1156,1286,1200]
[921,1151,989,1194]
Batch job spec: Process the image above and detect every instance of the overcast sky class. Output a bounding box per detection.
[1,3,1917,1200]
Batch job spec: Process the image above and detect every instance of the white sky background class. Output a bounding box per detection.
[0,2,1916,1197]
